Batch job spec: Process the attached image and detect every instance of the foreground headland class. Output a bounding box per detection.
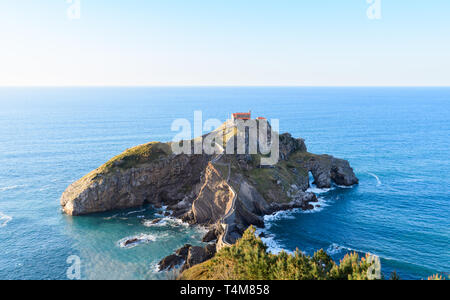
[61,118,358,272]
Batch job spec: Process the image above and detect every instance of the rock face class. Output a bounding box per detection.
[304,154,359,188]
[61,120,359,271]
[61,147,210,216]
[158,243,216,272]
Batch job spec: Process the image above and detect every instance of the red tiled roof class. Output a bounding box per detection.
[232,112,251,119]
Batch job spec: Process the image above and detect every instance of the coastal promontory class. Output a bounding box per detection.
[61,118,358,271]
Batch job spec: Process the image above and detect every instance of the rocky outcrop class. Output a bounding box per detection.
[182,244,217,271]
[190,163,235,225]
[303,154,359,188]
[61,120,359,272]
[61,149,210,216]
[158,243,216,272]
[279,133,307,160]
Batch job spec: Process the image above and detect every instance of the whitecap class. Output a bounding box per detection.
[0,212,13,228]
[103,214,119,220]
[302,197,329,214]
[151,262,161,273]
[326,243,347,255]
[326,243,374,258]
[0,185,24,192]
[368,172,382,186]
[255,228,293,255]
[307,186,333,194]
[143,216,189,228]
[263,209,299,230]
[335,184,355,189]
[126,208,146,216]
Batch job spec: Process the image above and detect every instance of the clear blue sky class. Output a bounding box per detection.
[0,0,449,86]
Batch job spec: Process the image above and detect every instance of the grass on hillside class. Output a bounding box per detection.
[243,151,310,204]
[181,226,378,280]
[81,142,172,181]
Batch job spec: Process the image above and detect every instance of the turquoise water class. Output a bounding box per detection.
[0,87,449,280]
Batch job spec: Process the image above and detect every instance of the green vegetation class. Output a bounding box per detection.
[427,274,448,280]
[243,151,310,204]
[181,227,377,280]
[81,142,172,181]
[102,142,171,172]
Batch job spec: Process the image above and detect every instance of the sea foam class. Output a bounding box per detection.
[143,216,189,228]
[0,212,13,228]
[0,185,24,192]
[368,173,382,186]
[118,233,158,249]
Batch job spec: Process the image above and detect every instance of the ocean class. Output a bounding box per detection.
[0,87,449,280]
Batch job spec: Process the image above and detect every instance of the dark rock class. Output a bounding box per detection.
[205,243,217,257]
[175,244,192,259]
[330,158,359,186]
[202,229,217,243]
[304,155,358,188]
[158,254,184,271]
[123,238,139,247]
[302,204,314,211]
[279,133,307,160]
[150,218,162,224]
[183,244,216,271]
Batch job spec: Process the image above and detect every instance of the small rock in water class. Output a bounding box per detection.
[123,238,139,247]
[150,218,162,224]
[302,204,314,211]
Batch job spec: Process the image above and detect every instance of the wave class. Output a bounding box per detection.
[326,243,382,259]
[143,216,189,228]
[303,197,329,214]
[368,172,382,186]
[326,243,350,255]
[0,185,24,192]
[255,228,293,255]
[0,212,13,228]
[263,210,298,230]
[264,198,329,229]
[126,208,147,216]
[307,186,333,194]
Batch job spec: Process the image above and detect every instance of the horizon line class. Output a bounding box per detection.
[0,85,449,88]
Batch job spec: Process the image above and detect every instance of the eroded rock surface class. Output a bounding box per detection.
[61,120,358,271]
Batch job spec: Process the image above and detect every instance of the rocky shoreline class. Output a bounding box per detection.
[61,120,358,273]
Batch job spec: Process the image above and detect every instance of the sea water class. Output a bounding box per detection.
[0,87,448,280]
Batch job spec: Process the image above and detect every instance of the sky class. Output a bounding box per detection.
[0,0,449,86]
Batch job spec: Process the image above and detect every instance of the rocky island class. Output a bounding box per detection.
[61,117,358,273]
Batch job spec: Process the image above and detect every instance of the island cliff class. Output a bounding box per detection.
[61,119,358,271]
